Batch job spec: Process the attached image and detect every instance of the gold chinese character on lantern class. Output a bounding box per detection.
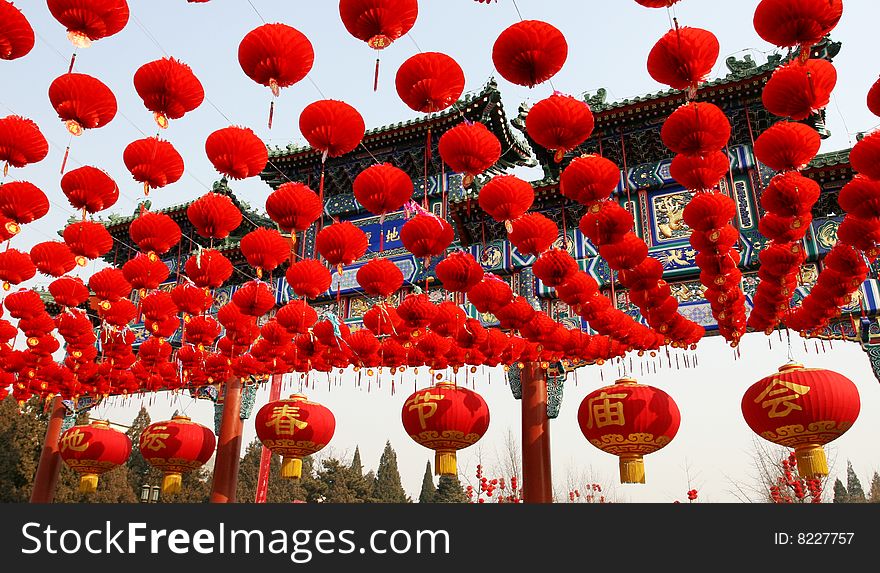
[141,426,170,452]
[405,391,446,430]
[754,378,811,418]
[265,404,309,436]
[59,429,90,453]
[586,392,627,429]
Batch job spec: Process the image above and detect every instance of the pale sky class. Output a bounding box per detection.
[3,0,880,502]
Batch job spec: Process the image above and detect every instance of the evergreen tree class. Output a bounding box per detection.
[351,446,363,476]
[868,472,880,503]
[832,478,848,503]
[372,441,410,503]
[418,461,436,503]
[0,397,48,502]
[236,438,320,503]
[846,461,867,503]
[318,458,373,503]
[433,475,468,503]
[125,407,163,498]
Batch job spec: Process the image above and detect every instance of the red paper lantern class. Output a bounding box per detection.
[140,291,178,323]
[47,0,129,46]
[255,394,335,479]
[0,248,35,289]
[63,221,113,264]
[849,131,880,181]
[171,282,213,317]
[754,121,821,172]
[265,182,323,233]
[560,155,621,205]
[647,27,719,93]
[0,115,48,172]
[397,293,438,330]
[526,93,594,162]
[316,222,369,268]
[400,214,454,262]
[187,192,242,240]
[30,241,76,277]
[60,166,118,214]
[492,20,567,88]
[669,151,730,191]
[299,100,366,158]
[753,0,843,50]
[599,232,649,270]
[133,57,204,128]
[478,175,534,223]
[0,181,49,224]
[762,59,837,121]
[533,249,578,287]
[760,172,820,216]
[339,0,418,50]
[357,258,403,297]
[837,177,880,219]
[467,275,513,313]
[396,52,465,113]
[683,192,737,232]
[402,381,489,476]
[635,0,682,7]
[59,419,131,493]
[184,249,232,289]
[742,362,859,477]
[276,300,318,335]
[438,122,502,186]
[435,251,484,292]
[0,1,34,60]
[508,212,558,256]
[577,377,680,483]
[238,23,313,95]
[122,254,169,291]
[661,102,731,155]
[353,163,413,216]
[129,211,181,256]
[240,228,291,276]
[232,280,276,317]
[49,276,89,308]
[123,137,184,194]
[49,73,117,135]
[205,126,268,180]
[868,77,880,118]
[285,259,331,299]
[139,415,215,494]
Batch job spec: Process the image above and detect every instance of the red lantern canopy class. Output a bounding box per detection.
[0,181,49,224]
[265,182,323,234]
[139,416,215,495]
[285,259,331,299]
[187,192,242,240]
[129,211,181,256]
[59,419,131,493]
[849,131,880,181]
[478,175,534,223]
[357,258,404,297]
[526,93,594,162]
[339,0,418,50]
[205,126,268,180]
[49,73,117,136]
[753,0,843,51]
[184,249,233,289]
[753,121,821,172]
[123,137,184,195]
[438,122,501,187]
[400,213,454,263]
[492,20,568,88]
[742,362,859,477]
[255,394,335,479]
[0,1,34,60]
[60,166,118,214]
[577,377,681,483]
[63,220,113,264]
[435,251,484,292]
[30,241,76,277]
[507,212,558,256]
[353,163,413,217]
[647,27,719,94]
[316,222,369,269]
[133,57,204,128]
[560,155,621,205]
[396,52,465,113]
[47,0,129,47]
[661,102,731,155]
[762,59,837,121]
[402,381,490,476]
[0,248,35,289]
[299,100,366,158]
[0,115,48,174]
[240,228,290,277]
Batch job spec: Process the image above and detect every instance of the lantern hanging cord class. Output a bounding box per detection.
[785,327,794,362]
[511,0,524,21]
[246,0,267,24]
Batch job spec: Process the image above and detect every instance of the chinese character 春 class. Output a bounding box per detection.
[265,404,309,436]
[586,392,628,429]
[754,378,811,418]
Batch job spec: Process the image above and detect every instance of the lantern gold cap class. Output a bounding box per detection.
[615,376,639,385]
[778,362,804,372]
[91,419,111,428]
[288,393,307,401]
[171,415,191,422]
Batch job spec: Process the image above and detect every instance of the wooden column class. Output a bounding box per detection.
[30,396,67,503]
[210,376,244,503]
[521,363,553,503]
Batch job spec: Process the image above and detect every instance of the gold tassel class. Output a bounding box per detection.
[162,472,182,496]
[795,445,828,478]
[619,454,646,484]
[281,457,303,480]
[79,474,99,493]
[435,450,457,476]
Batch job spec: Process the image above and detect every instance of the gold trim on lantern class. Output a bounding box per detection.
[281,457,303,480]
[79,474,99,493]
[162,472,182,495]
[794,444,829,478]
[435,450,457,476]
[619,454,646,484]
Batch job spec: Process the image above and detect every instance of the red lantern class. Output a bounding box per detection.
[47,0,129,47]
[635,0,682,7]
[184,249,233,289]
[560,155,621,205]
[526,93,594,162]
[123,137,184,195]
[837,177,880,219]
[435,251,484,292]
[129,211,181,256]
[187,192,242,240]
[849,131,880,181]
[30,241,76,277]
[276,300,318,335]
[240,228,291,276]
[599,232,649,271]
[49,276,89,308]
[49,73,117,136]
[402,381,489,476]
[238,23,313,95]
[868,77,880,118]
[492,20,567,88]
[397,293,438,330]
[669,151,730,191]
[647,27,719,93]
[478,175,535,224]
[357,258,403,297]
[762,59,837,121]
[353,163,413,217]
[580,202,634,247]
[0,248,35,289]
[0,181,49,224]
[255,394,335,479]
[60,166,118,214]
[122,254,169,291]
[533,249,578,287]
[400,214,454,262]
[63,220,113,264]
[0,115,48,173]
[508,212,558,256]
[438,122,501,187]
[59,419,131,493]
[316,222,369,269]
[139,416,215,495]
[299,100,366,158]
[205,126,268,180]
[171,282,213,317]
[0,1,34,60]
[396,52,465,113]
[753,0,843,50]
[233,280,276,317]
[265,182,323,233]
[339,0,418,50]
[285,259,331,299]
[467,275,513,313]
[577,377,680,483]
[742,362,859,477]
[760,172,820,216]
[133,57,204,128]
[754,121,821,173]
[140,291,178,322]
[661,102,731,155]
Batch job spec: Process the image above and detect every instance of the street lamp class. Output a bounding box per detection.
[140,484,162,503]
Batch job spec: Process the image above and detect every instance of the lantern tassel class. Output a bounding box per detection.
[79,473,99,493]
[795,445,828,478]
[619,454,646,484]
[373,57,380,92]
[60,145,71,175]
[268,100,275,130]
[162,472,182,495]
[435,450,457,476]
[281,457,303,479]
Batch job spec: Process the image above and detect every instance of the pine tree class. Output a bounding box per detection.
[351,447,363,476]
[846,461,867,503]
[372,441,410,503]
[236,438,321,503]
[868,472,880,503]
[0,397,48,502]
[833,478,848,503]
[125,407,163,498]
[433,475,468,503]
[318,458,372,503]
[418,461,436,503]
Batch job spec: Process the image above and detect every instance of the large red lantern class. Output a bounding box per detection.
[63,220,113,264]
[400,213,454,263]
[507,212,558,256]
[753,121,821,172]
[30,241,76,277]
[60,166,118,214]
[255,394,335,479]
[560,154,621,205]
[0,181,49,224]
[339,0,418,50]
[59,419,132,493]
[139,415,216,495]
[123,137,184,195]
[396,52,465,113]
[435,251,484,292]
[133,57,204,128]
[299,100,366,159]
[753,0,843,51]
[669,151,729,191]
[0,1,34,60]
[438,122,501,187]
[205,126,268,180]
[577,377,681,483]
[848,131,880,181]
[492,20,567,88]
[402,381,490,476]
[0,248,35,289]
[49,73,117,135]
[285,259,331,299]
[647,27,719,94]
[240,227,291,277]
[868,77,880,118]
[357,258,403,297]
[265,182,323,233]
[478,175,534,223]
[122,254,170,291]
[129,211,181,256]
[762,59,837,121]
[0,115,48,174]
[353,163,413,218]
[742,363,860,478]
[316,222,369,270]
[661,102,731,155]
[184,249,233,289]
[526,93,594,162]
[187,192,242,240]
[47,0,129,47]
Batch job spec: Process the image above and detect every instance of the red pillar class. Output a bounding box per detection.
[30,396,67,503]
[255,374,282,503]
[521,363,553,503]
[210,376,244,503]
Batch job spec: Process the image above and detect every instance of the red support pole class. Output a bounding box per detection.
[30,396,67,503]
[521,363,553,503]
[255,374,282,503]
[210,376,244,503]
